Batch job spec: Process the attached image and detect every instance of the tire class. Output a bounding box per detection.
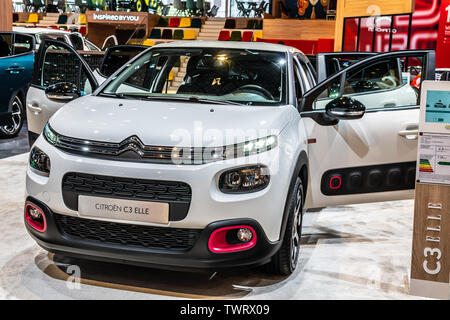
[266,176,304,275]
[0,94,25,139]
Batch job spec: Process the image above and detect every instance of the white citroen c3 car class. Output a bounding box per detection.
[24,40,433,275]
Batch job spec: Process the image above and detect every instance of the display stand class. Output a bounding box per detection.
[410,81,450,299]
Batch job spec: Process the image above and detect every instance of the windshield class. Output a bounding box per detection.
[100,48,287,106]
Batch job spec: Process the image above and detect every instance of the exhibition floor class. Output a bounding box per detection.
[0,135,427,299]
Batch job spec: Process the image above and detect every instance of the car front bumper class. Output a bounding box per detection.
[25,196,280,271]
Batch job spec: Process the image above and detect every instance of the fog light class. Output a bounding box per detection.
[237,228,253,242]
[28,206,42,220]
[208,225,257,253]
[25,203,46,232]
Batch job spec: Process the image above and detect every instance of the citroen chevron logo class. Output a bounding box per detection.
[117,135,146,156]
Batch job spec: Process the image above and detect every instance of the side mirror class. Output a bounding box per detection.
[325,96,365,120]
[45,82,80,101]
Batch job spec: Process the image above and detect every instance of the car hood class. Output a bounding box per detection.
[49,96,295,147]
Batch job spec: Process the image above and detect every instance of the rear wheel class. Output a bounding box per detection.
[0,94,25,139]
[266,176,304,275]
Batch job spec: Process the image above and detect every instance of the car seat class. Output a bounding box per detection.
[177,55,231,95]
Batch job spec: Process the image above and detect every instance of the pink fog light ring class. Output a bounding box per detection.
[25,203,47,232]
[208,225,257,253]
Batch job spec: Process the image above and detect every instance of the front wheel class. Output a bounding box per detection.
[0,95,25,139]
[266,176,304,275]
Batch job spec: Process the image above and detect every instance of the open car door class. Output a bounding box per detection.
[300,50,435,209]
[26,39,99,145]
[26,41,147,146]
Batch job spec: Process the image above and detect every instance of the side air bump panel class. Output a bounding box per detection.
[321,162,416,196]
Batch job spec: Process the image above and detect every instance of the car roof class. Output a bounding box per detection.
[12,26,70,35]
[154,40,303,55]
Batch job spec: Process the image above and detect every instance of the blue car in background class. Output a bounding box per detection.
[0,32,35,138]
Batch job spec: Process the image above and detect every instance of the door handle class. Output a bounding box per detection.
[27,103,42,114]
[5,66,25,74]
[398,129,419,140]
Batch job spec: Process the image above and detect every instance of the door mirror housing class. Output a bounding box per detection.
[325,97,366,120]
[45,82,80,101]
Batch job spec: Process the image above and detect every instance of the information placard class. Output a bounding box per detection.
[417,133,450,185]
[419,81,450,134]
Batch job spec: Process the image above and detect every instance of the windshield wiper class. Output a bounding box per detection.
[98,92,138,99]
[98,93,247,105]
[144,95,247,106]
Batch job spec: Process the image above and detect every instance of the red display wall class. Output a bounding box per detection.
[342,0,446,66]
[408,0,440,51]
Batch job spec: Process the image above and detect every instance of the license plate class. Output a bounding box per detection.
[78,196,169,224]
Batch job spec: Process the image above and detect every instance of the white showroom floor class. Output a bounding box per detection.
[0,153,428,299]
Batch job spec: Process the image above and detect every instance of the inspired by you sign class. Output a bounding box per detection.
[86,11,148,25]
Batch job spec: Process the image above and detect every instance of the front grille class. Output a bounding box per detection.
[62,172,192,221]
[54,213,202,251]
[53,133,233,164]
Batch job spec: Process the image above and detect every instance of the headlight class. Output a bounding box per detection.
[235,135,277,157]
[219,165,269,193]
[196,135,278,164]
[43,123,58,145]
[29,147,51,177]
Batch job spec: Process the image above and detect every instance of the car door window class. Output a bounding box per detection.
[13,34,33,55]
[343,59,401,94]
[311,53,424,111]
[40,43,80,87]
[35,41,96,95]
[0,34,12,57]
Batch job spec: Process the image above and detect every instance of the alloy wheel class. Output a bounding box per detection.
[290,185,303,269]
[2,96,23,136]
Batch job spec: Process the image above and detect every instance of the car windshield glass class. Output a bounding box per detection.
[101,48,287,106]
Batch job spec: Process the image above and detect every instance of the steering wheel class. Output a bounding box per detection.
[380,75,398,88]
[232,84,275,100]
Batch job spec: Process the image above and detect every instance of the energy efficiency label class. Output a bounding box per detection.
[417,133,450,185]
